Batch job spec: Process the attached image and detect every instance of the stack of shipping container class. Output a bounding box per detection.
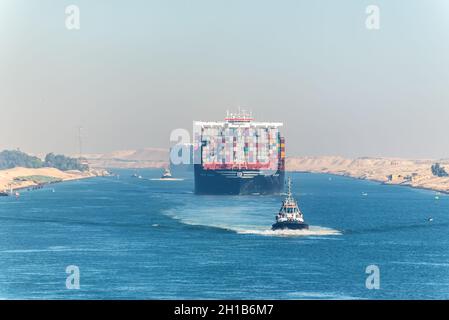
[197,125,282,171]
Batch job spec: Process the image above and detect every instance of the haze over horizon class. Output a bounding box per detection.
[1,0,449,159]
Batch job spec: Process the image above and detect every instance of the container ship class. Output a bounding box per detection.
[193,110,285,195]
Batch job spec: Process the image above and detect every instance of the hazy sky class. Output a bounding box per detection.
[1,0,448,158]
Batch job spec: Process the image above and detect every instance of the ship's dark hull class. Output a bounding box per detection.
[272,222,309,230]
[194,165,285,195]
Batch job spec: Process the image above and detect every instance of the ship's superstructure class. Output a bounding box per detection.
[193,109,285,195]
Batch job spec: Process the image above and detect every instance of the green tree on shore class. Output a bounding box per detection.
[44,153,88,171]
[0,150,88,171]
[0,150,43,169]
[431,163,448,177]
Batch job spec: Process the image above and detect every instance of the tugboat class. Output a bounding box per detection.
[272,178,309,230]
[160,168,173,179]
[150,168,184,181]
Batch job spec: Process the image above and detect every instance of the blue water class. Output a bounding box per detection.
[1,170,449,299]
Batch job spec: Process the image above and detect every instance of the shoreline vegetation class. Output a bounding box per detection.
[0,150,109,194]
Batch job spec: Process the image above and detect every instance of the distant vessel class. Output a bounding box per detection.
[150,168,184,181]
[1,185,14,197]
[272,178,309,230]
[132,173,143,179]
[161,168,173,179]
[194,109,285,195]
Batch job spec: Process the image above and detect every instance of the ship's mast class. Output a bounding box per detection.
[287,177,292,200]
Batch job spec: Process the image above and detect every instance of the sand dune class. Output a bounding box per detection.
[286,156,449,193]
[83,148,168,169]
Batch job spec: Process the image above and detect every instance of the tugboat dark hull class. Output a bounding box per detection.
[272,222,309,230]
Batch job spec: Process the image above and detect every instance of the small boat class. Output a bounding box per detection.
[161,168,173,179]
[150,168,184,181]
[131,173,143,179]
[272,178,309,230]
[1,185,14,197]
[428,217,434,222]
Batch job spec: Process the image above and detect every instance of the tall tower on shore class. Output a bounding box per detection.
[78,126,83,159]
[77,126,89,167]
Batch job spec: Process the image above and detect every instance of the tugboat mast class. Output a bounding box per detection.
[287,177,292,199]
[285,177,296,206]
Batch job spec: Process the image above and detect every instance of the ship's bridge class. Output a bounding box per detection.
[194,109,283,129]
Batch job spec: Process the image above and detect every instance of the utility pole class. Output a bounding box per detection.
[78,126,83,159]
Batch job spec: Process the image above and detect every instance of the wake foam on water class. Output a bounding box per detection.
[235,226,342,237]
[162,195,341,238]
[165,213,341,237]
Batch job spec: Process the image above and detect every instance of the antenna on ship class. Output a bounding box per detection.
[287,177,292,199]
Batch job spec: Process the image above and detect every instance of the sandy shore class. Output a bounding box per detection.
[286,156,449,194]
[7,154,446,196]
[0,167,107,193]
